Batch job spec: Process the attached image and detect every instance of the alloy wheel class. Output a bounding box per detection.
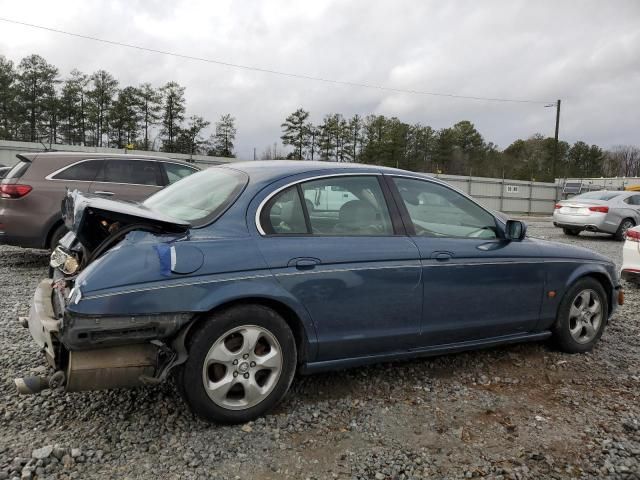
[621,220,634,237]
[568,289,603,344]
[202,325,283,410]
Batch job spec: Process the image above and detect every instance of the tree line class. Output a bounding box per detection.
[0,54,237,157]
[1,54,638,179]
[276,108,640,182]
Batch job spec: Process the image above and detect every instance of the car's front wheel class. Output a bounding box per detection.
[179,305,297,423]
[552,278,608,353]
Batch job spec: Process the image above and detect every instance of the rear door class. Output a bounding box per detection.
[254,174,422,362]
[89,159,164,201]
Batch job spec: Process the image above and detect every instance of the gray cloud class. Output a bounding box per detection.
[1,0,638,158]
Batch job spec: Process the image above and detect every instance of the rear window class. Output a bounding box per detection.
[572,191,621,201]
[4,160,31,180]
[143,167,248,226]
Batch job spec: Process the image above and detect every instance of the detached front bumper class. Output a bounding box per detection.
[27,279,62,367]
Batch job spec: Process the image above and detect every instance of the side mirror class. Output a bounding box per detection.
[505,220,527,241]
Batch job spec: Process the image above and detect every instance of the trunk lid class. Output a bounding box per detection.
[557,199,610,215]
[62,190,190,253]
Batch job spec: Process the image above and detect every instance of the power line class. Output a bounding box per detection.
[0,16,552,105]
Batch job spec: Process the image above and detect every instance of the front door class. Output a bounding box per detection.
[387,175,545,347]
[255,174,422,361]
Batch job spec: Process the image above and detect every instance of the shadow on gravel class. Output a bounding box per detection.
[0,247,49,269]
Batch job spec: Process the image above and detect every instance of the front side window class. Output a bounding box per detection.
[144,167,247,225]
[97,160,162,186]
[260,175,394,236]
[52,159,103,181]
[393,177,498,239]
[164,162,198,184]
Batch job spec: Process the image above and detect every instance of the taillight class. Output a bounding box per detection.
[0,184,32,199]
[625,229,640,242]
[588,206,609,213]
[554,203,562,209]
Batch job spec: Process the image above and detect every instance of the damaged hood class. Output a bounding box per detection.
[62,190,190,252]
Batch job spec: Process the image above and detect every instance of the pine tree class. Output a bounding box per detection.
[138,83,162,150]
[87,70,118,146]
[281,108,310,160]
[160,81,186,153]
[15,54,58,142]
[209,114,237,157]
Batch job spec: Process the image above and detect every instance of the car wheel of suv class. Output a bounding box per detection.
[48,224,68,250]
[552,277,608,353]
[614,218,635,241]
[179,305,297,424]
[562,228,580,236]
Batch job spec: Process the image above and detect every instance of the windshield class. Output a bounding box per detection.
[572,191,620,201]
[143,167,248,226]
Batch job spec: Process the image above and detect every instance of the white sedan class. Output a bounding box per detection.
[621,226,640,284]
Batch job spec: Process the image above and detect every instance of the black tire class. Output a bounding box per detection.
[48,223,68,250]
[178,305,297,424]
[614,218,635,241]
[562,228,580,236]
[552,277,608,353]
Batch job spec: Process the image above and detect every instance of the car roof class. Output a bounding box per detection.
[223,160,439,185]
[18,151,197,167]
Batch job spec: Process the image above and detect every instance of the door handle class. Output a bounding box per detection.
[291,258,321,270]
[432,252,453,262]
[94,191,114,196]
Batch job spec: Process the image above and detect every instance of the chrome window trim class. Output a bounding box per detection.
[45,157,193,186]
[45,158,104,182]
[255,172,383,236]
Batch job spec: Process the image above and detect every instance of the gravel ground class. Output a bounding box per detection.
[1,218,639,480]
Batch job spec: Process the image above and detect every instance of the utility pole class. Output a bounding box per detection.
[253,147,256,161]
[552,99,561,181]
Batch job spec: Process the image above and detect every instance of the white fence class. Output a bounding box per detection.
[0,140,562,214]
[434,174,560,215]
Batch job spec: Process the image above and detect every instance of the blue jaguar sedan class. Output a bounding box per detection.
[20,161,622,423]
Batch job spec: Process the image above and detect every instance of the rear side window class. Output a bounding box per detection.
[52,159,103,181]
[163,163,198,184]
[262,186,308,234]
[4,160,31,180]
[624,195,640,206]
[97,160,162,186]
[260,176,394,236]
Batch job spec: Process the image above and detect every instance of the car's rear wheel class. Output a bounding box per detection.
[179,305,297,423]
[614,218,635,241]
[552,277,608,353]
[562,228,581,236]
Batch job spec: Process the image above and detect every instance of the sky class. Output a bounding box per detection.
[0,0,638,159]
